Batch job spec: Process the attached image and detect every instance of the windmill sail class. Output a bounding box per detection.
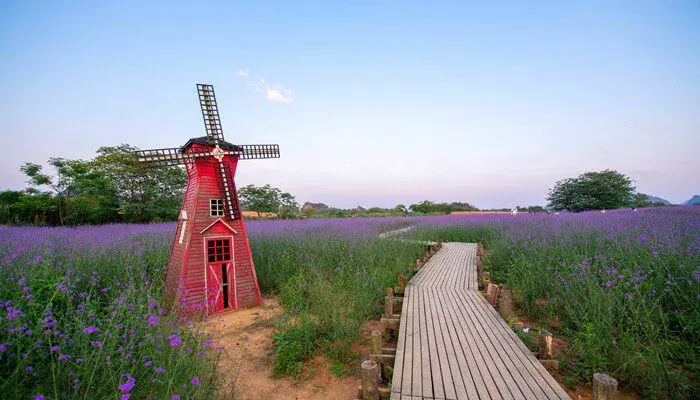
[197,83,240,219]
[197,84,225,143]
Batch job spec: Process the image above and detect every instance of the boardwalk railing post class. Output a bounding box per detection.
[592,373,618,400]
[395,272,406,294]
[370,330,383,354]
[538,330,553,359]
[486,283,499,306]
[498,297,515,321]
[361,360,380,400]
[384,289,394,316]
[370,330,386,381]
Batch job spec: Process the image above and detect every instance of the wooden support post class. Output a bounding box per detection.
[592,373,618,400]
[486,283,499,306]
[370,330,385,382]
[384,294,394,316]
[370,330,382,355]
[480,271,491,285]
[538,330,553,359]
[498,298,515,321]
[361,360,380,400]
[395,272,406,294]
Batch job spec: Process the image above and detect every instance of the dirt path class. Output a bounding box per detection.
[208,298,360,400]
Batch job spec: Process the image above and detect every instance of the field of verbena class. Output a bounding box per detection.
[408,207,699,399]
[0,218,424,398]
[0,224,226,400]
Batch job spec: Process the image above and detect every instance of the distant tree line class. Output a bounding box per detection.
[0,144,186,226]
[3,149,657,226]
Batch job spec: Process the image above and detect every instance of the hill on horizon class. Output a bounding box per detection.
[683,195,700,205]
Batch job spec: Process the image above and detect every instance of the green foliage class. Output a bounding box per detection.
[547,169,635,212]
[632,193,669,208]
[93,144,186,222]
[273,313,319,377]
[408,200,478,214]
[252,235,426,377]
[2,144,186,226]
[239,184,298,217]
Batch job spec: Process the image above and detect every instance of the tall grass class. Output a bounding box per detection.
[0,225,227,400]
[250,232,426,376]
[410,208,699,399]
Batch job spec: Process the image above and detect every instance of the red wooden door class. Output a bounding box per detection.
[205,237,235,313]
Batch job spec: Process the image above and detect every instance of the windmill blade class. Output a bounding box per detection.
[235,144,281,160]
[135,148,190,167]
[213,160,241,220]
[197,83,225,144]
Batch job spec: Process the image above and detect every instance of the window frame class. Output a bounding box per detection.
[210,198,224,217]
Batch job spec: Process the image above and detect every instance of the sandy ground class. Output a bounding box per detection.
[208,298,361,400]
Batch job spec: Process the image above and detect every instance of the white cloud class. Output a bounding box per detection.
[266,89,292,104]
[236,69,293,104]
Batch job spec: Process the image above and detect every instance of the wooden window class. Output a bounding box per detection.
[207,239,231,263]
[210,199,224,217]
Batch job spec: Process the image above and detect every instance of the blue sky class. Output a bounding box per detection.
[1,1,698,208]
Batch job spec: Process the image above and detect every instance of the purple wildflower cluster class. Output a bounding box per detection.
[0,223,220,398]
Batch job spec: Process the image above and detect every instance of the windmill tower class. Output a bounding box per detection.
[136,84,280,314]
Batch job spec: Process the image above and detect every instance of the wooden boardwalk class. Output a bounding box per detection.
[390,243,570,400]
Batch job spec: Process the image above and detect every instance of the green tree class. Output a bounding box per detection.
[238,184,297,217]
[393,204,408,215]
[547,170,635,212]
[93,144,186,222]
[409,200,434,214]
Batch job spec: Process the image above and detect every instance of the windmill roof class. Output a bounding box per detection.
[181,137,242,152]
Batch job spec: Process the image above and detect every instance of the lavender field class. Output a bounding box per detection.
[1,208,698,398]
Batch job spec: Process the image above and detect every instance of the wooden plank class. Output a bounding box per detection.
[391,286,410,394]
[402,286,414,395]
[418,288,433,398]
[467,291,570,399]
[431,286,477,399]
[389,243,570,400]
[425,286,456,400]
[411,285,421,396]
[423,287,445,399]
[441,288,506,400]
[454,286,532,399]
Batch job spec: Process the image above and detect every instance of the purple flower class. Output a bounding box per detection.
[625,293,632,301]
[171,396,180,400]
[33,396,45,400]
[83,326,99,334]
[25,366,33,372]
[58,354,71,361]
[155,367,165,374]
[118,377,136,392]
[121,395,131,400]
[191,377,200,385]
[168,335,182,347]
[147,315,158,326]
[50,345,60,352]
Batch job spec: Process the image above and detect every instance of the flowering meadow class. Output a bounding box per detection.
[408,207,699,399]
[1,208,697,398]
[0,218,425,398]
[0,224,224,400]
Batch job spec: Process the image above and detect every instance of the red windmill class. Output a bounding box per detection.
[136,83,279,314]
